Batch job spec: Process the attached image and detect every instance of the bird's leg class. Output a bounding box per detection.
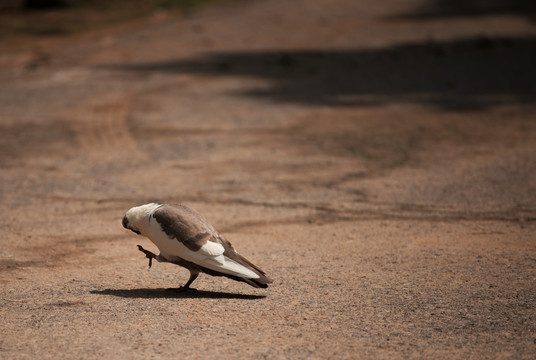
[182,272,199,291]
[166,272,199,292]
[137,245,157,268]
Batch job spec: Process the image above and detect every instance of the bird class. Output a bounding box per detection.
[122,203,272,291]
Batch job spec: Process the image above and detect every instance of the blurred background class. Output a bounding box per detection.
[1,1,535,359]
[0,0,220,39]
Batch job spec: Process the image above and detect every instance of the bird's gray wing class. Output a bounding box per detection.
[152,204,223,254]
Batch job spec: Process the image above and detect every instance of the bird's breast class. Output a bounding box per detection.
[146,221,203,263]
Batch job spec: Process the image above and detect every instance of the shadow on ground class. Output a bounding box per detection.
[91,288,266,300]
[101,36,536,110]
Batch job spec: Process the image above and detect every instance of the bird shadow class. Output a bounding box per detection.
[90,288,266,300]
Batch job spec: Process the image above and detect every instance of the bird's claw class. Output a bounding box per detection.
[137,245,156,268]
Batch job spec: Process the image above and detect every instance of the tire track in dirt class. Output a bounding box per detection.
[71,93,146,160]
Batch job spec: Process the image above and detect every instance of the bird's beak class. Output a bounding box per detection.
[122,216,129,229]
[123,215,141,235]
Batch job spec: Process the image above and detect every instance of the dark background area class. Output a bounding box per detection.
[396,0,536,20]
[108,36,536,110]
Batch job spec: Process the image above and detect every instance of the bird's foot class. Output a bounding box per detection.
[137,245,156,268]
[165,286,198,293]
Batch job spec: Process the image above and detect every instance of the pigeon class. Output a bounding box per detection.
[122,203,272,291]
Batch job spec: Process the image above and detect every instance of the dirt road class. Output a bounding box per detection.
[1,0,535,358]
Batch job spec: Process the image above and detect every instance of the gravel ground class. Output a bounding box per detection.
[1,0,535,358]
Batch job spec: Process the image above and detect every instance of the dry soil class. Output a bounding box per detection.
[1,0,535,359]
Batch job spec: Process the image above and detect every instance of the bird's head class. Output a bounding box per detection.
[122,203,161,236]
